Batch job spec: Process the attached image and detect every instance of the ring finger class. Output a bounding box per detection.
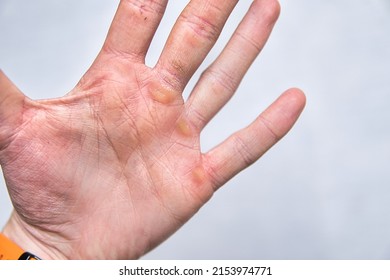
[186,0,281,130]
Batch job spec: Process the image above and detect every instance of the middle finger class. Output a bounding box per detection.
[155,0,238,92]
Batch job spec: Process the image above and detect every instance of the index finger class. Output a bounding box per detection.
[102,0,168,62]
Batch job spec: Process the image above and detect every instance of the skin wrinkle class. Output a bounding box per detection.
[150,66,185,96]
[138,83,160,133]
[202,153,226,191]
[102,44,144,64]
[157,66,187,92]
[180,10,221,43]
[181,0,232,42]
[257,114,281,142]
[4,115,78,226]
[0,98,21,148]
[11,215,67,259]
[135,143,161,198]
[170,59,188,78]
[124,0,166,16]
[205,66,239,95]
[76,71,119,94]
[0,101,37,161]
[97,114,123,167]
[145,169,165,209]
[155,160,194,226]
[144,140,205,221]
[133,147,190,234]
[234,30,265,54]
[0,95,25,151]
[185,105,207,132]
[232,133,256,167]
[89,89,141,164]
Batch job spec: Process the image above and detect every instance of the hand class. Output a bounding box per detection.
[0,0,305,259]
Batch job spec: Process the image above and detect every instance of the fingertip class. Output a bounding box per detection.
[284,87,307,113]
[254,0,281,24]
[258,87,306,139]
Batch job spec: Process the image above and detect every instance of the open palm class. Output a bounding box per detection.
[0,0,305,259]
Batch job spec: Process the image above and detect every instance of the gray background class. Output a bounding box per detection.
[1,0,389,259]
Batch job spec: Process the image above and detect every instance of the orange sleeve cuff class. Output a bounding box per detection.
[0,233,40,260]
[0,233,25,260]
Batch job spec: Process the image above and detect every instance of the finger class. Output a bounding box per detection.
[0,70,26,149]
[187,0,281,130]
[155,0,238,91]
[203,88,306,190]
[102,0,168,62]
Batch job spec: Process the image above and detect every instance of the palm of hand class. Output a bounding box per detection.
[2,59,213,259]
[0,0,305,259]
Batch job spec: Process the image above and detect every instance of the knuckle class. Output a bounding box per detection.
[233,134,256,167]
[203,67,238,93]
[235,30,263,53]
[157,65,186,92]
[258,115,281,142]
[203,154,226,190]
[188,106,208,129]
[180,9,221,42]
[121,0,165,16]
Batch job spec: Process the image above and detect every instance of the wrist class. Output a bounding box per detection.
[2,211,68,260]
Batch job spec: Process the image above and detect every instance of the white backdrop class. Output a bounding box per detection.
[1,0,390,259]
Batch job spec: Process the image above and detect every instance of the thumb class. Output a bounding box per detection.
[0,70,26,149]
